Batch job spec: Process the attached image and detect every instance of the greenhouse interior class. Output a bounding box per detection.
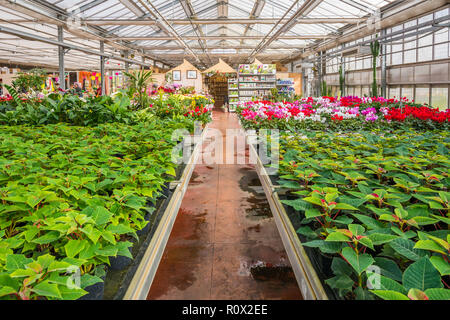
[0,0,449,304]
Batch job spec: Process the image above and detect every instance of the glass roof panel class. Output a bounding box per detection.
[0,0,401,68]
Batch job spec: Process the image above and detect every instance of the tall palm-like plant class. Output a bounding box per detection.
[124,69,154,109]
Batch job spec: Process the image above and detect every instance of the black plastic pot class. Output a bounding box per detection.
[109,255,133,271]
[79,274,106,300]
[136,212,152,237]
[175,163,187,180]
[160,181,171,198]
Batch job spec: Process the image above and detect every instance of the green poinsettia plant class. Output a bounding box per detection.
[275,129,450,300]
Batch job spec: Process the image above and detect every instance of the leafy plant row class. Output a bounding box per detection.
[0,119,189,300]
[236,97,449,132]
[273,129,450,300]
[0,89,213,127]
[0,89,135,127]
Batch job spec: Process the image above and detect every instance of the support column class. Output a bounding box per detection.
[100,41,105,95]
[141,54,145,70]
[57,25,65,90]
[380,29,387,98]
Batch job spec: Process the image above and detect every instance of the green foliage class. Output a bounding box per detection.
[0,93,135,126]
[12,68,47,93]
[276,129,450,300]
[124,69,154,110]
[0,120,188,299]
[179,86,195,95]
[321,81,332,97]
[2,85,23,108]
[339,65,345,95]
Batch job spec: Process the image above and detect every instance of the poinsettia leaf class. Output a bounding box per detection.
[334,203,359,211]
[429,256,450,276]
[414,240,447,255]
[325,232,351,242]
[424,288,450,300]
[370,290,409,300]
[402,257,443,291]
[373,257,403,282]
[31,280,62,299]
[305,208,322,219]
[6,254,33,272]
[341,247,374,275]
[389,238,428,261]
[368,233,399,246]
[408,288,429,300]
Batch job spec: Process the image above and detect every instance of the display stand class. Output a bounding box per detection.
[238,63,277,102]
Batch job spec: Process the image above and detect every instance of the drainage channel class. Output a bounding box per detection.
[145,110,302,300]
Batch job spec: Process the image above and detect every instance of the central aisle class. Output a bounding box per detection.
[147,109,302,300]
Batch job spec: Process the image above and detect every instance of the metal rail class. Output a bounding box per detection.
[247,141,328,300]
[123,125,209,300]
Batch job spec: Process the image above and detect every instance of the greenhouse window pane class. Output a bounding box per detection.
[415,86,430,105]
[434,29,449,44]
[392,52,403,65]
[404,20,417,29]
[418,14,434,24]
[361,86,370,97]
[435,43,449,60]
[418,46,433,62]
[392,44,402,52]
[435,8,449,19]
[431,87,449,111]
[386,44,391,54]
[404,39,417,50]
[418,34,433,47]
[404,49,417,64]
[401,86,414,101]
[389,87,400,99]
[356,59,363,70]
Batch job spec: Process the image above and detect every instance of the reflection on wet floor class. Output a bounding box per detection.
[147,110,302,300]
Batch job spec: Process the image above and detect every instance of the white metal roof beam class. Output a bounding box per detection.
[217,0,228,47]
[179,0,211,64]
[0,0,170,65]
[79,0,108,13]
[4,17,367,25]
[0,25,153,67]
[283,0,446,63]
[143,44,307,50]
[119,0,146,17]
[249,0,324,60]
[241,0,265,46]
[136,0,203,65]
[106,35,331,40]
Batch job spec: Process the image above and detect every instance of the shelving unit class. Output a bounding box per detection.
[237,64,277,103]
[228,78,239,112]
[276,78,295,98]
[238,74,276,102]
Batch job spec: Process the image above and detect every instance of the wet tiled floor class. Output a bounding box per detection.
[147,110,302,300]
